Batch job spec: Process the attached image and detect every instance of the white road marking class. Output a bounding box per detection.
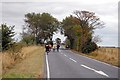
[64,54,67,57]
[46,54,50,79]
[81,64,109,77]
[69,51,119,69]
[69,58,77,63]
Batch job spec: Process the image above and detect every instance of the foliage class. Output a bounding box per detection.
[73,10,104,29]
[81,41,98,53]
[8,42,25,61]
[21,35,35,45]
[65,38,70,47]
[20,27,35,45]
[73,10,104,53]
[24,12,59,44]
[1,24,15,51]
[62,10,104,53]
[1,10,104,54]
[0,28,2,51]
[61,15,80,49]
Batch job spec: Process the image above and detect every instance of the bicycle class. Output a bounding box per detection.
[46,48,50,55]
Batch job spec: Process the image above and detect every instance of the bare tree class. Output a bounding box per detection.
[73,10,105,52]
[73,10,104,29]
[92,35,102,43]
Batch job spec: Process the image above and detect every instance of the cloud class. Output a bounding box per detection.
[0,0,119,47]
[1,0,119,3]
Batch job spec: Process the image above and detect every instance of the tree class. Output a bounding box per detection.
[61,15,80,49]
[24,13,41,44]
[92,35,102,43]
[0,27,2,51]
[1,24,15,50]
[24,12,59,44]
[73,10,104,53]
[20,25,35,45]
[81,41,98,53]
[40,13,59,40]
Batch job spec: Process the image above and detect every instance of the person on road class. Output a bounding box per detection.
[45,43,50,54]
[53,44,56,51]
[57,44,60,52]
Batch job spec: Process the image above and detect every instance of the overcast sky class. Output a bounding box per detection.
[0,0,119,47]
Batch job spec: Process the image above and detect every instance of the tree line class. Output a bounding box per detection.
[62,10,104,53]
[1,10,104,53]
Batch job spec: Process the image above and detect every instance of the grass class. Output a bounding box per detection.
[2,46,45,78]
[0,52,2,78]
[72,47,119,67]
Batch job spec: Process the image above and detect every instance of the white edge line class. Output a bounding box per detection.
[46,54,50,79]
[69,58,77,63]
[69,51,119,69]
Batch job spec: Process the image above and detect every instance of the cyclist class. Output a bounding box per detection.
[45,43,50,55]
[53,44,56,51]
[57,44,60,52]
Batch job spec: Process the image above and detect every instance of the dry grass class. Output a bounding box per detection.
[92,47,119,67]
[2,46,45,78]
[0,52,2,78]
[2,52,15,74]
[2,46,39,73]
[73,47,119,67]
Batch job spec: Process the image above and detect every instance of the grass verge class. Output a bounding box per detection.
[3,46,45,78]
[0,52,2,79]
[72,47,119,67]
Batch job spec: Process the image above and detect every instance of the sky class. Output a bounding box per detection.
[0,0,119,47]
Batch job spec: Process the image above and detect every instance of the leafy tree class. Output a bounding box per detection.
[61,15,80,49]
[24,12,59,44]
[1,24,15,51]
[65,38,70,47]
[61,10,104,53]
[0,27,2,51]
[81,39,98,53]
[73,10,104,53]
[20,25,35,45]
[21,34,35,45]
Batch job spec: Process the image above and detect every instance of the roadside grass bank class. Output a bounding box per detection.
[72,47,119,67]
[0,52,2,78]
[2,46,45,78]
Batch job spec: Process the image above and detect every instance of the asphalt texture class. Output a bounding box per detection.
[45,49,119,80]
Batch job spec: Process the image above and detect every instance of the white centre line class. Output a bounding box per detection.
[69,50,119,69]
[64,54,67,57]
[81,64,109,77]
[69,58,77,63]
[46,54,50,80]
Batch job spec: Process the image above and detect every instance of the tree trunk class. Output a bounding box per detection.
[69,38,74,49]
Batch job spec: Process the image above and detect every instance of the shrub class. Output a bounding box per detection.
[8,42,24,61]
[81,42,98,53]
[1,24,15,51]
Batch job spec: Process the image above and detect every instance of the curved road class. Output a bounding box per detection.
[45,49,119,80]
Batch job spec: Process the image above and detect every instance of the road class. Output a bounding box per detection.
[45,49,119,80]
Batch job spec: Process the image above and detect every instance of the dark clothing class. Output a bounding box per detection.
[57,45,60,51]
[45,45,49,52]
[50,41,53,47]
